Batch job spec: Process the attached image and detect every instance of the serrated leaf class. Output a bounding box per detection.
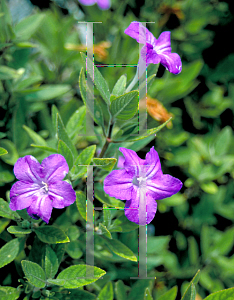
[23,125,47,146]
[7,226,31,235]
[30,144,57,153]
[121,117,172,142]
[0,198,18,220]
[50,264,106,289]
[35,226,70,244]
[181,270,200,300]
[157,286,177,300]
[104,238,137,261]
[93,158,117,171]
[44,245,59,279]
[203,287,234,300]
[0,238,20,268]
[110,91,138,120]
[112,75,127,97]
[76,191,86,220]
[15,13,45,40]
[80,52,110,104]
[21,260,46,288]
[58,140,74,169]
[97,282,113,300]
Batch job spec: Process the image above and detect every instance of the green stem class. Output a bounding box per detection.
[126,69,138,93]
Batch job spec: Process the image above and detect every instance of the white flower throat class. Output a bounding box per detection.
[42,181,49,192]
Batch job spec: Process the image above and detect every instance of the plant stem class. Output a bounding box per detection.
[126,69,138,93]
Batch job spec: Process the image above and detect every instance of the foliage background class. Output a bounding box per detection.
[0,0,234,299]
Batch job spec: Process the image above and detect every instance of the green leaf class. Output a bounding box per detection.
[66,106,86,139]
[30,144,57,153]
[56,112,78,157]
[21,260,46,288]
[66,240,83,259]
[23,84,71,101]
[200,182,218,194]
[76,191,86,220]
[70,145,96,180]
[0,147,7,156]
[128,280,153,300]
[15,13,45,40]
[79,67,104,128]
[59,289,96,300]
[0,139,19,165]
[0,286,20,300]
[0,219,10,234]
[49,264,106,288]
[34,226,70,244]
[93,158,117,171]
[181,270,200,300]
[15,75,43,91]
[144,287,153,300]
[0,170,15,183]
[97,282,113,300]
[95,185,125,208]
[0,198,18,220]
[104,238,137,261]
[58,140,74,169]
[109,214,138,233]
[80,52,110,104]
[98,223,112,239]
[121,117,172,142]
[110,91,138,120]
[115,280,127,300]
[23,125,47,146]
[103,204,111,228]
[157,286,177,300]
[44,245,59,279]
[7,226,31,235]
[112,75,127,97]
[203,287,234,300]
[213,126,232,157]
[0,238,20,268]
[0,66,22,80]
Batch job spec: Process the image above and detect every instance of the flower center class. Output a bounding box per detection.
[132,176,147,187]
[41,181,49,192]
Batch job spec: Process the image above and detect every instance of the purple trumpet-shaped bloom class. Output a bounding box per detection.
[104,147,182,225]
[78,0,110,10]
[124,21,182,74]
[9,154,76,224]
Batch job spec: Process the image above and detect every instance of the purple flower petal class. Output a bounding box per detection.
[147,174,183,200]
[124,21,157,45]
[13,156,42,183]
[155,31,171,53]
[48,181,76,208]
[141,45,160,65]
[117,156,125,169]
[103,169,134,200]
[41,154,69,183]
[158,52,182,74]
[124,192,157,225]
[27,195,53,224]
[119,147,144,177]
[9,181,39,211]
[144,147,163,179]
[97,0,110,9]
[78,0,96,5]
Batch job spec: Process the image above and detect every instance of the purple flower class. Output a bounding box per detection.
[104,147,182,225]
[9,154,76,224]
[124,21,182,74]
[78,0,110,10]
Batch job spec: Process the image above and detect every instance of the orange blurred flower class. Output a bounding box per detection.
[139,96,173,128]
[65,41,111,61]
[158,4,184,27]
